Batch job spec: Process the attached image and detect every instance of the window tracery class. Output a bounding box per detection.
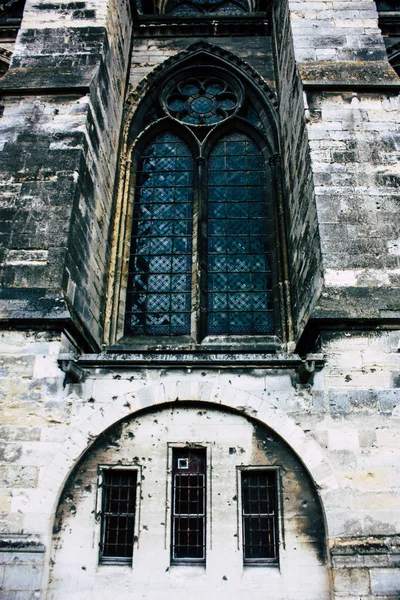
[163,75,240,125]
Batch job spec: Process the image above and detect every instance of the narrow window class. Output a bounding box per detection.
[100,469,137,564]
[125,133,194,336]
[207,133,274,335]
[241,470,278,563]
[171,448,206,563]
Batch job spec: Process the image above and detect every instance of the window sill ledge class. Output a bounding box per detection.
[75,351,325,369]
[107,335,283,354]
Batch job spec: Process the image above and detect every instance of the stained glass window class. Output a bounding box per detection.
[125,133,194,336]
[124,67,278,340]
[207,133,274,335]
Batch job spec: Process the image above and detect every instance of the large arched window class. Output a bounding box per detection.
[119,60,288,345]
[0,0,26,79]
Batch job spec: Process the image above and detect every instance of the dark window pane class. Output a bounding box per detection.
[125,133,193,336]
[207,133,274,335]
[242,471,278,563]
[101,470,137,562]
[171,449,206,563]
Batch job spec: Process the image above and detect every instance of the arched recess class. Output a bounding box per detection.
[41,381,338,520]
[46,394,333,600]
[104,42,293,348]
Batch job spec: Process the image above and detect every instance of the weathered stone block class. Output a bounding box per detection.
[370,568,400,595]
[329,389,350,416]
[0,467,38,489]
[3,563,41,592]
[379,390,400,414]
[333,567,370,595]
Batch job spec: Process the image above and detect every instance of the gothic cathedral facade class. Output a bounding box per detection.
[0,0,399,598]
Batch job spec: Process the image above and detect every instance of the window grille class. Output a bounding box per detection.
[171,448,206,563]
[207,133,274,335]
[241,470,278,563]
[125,133,194,336]
[100,469,137,564]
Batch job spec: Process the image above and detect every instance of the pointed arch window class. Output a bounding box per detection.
[208,133,273,335]
[121,65,288,345]
[125,133,194,336]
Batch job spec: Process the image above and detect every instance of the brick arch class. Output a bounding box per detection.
[42,380,338,519]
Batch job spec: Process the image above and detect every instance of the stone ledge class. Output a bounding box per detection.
[311,285,400,322]
[76,351,325,368]
[0,534,45,554]
[0,85,90,97]
[298,60,400,89]
[331,536,400,556]
[0,288,69,321]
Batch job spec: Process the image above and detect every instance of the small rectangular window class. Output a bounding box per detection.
[241,470,278,564]
[100,469,137,564]
[171,448,206,563]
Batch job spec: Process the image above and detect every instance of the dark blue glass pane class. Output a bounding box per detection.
[209,204,226,219]
[209,188,226,202]
[207,132,274,335]
[172,274,191,290]
[172,256,191,272]
[126,133,193,336]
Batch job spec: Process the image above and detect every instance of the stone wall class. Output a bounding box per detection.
[307,89,400,320]
[0,0,133,349]
[128,36,276,90]
[0,329,399,597]
[273,0,323,340]
[285,0,400,336]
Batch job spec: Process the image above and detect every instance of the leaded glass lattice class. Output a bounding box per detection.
[207,133,274,335]
[125,133,193,336]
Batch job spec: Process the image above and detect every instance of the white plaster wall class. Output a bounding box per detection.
[47,405,329,600]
